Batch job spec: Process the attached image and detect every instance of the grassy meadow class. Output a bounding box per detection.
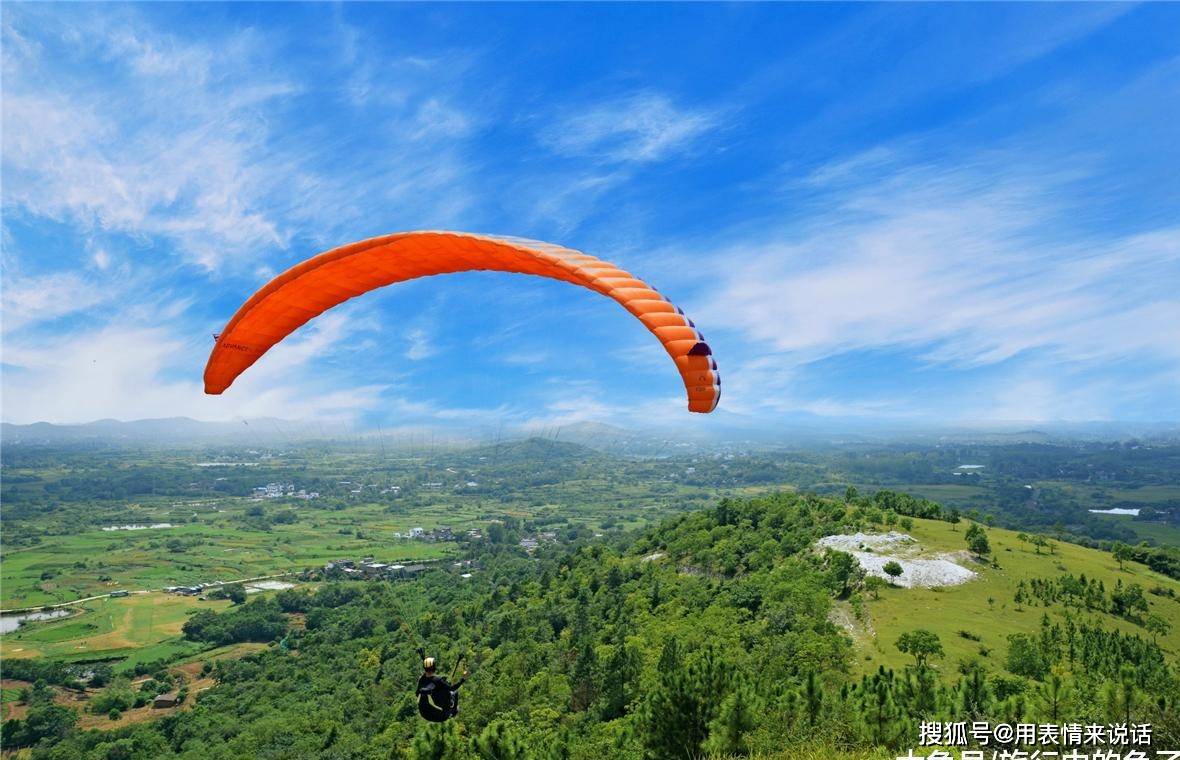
[1,592,231,663]
[848,517,1180,675]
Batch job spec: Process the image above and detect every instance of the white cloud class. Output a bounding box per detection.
[515,91,721,235]
[412,98,472,140]
[500,350,551,367]
[523,393,617,428]
[542,92,718,164]
[0,307,385,424]
[521,172,625,235]
[404,328,437,361]
[1,7,483,273]
[698,158,1180,373]
[1,11,298,271]
[653,147,1180,421]
[0,271,117,333]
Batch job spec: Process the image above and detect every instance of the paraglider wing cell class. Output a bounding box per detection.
[203,231,720,413]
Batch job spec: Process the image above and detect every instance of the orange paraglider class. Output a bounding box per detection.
[203,231,719,413]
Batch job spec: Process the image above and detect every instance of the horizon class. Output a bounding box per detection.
[3,4,1179,429]
[5,414,1179,448]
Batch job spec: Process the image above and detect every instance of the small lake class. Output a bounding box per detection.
[101,523,175,531]
[1089,508,1140,516]
[246,580,295,593]
[0,609,72,634]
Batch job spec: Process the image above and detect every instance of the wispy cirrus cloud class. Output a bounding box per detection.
[2,9,297,271]
[511,92,721,234]
[1,5,488,274]
[541,92,719,164]
[701,154,1179,362]
[1,270,119,333]
[689,148,1180,419]
[404,328,438,361]
[0,4,493,424]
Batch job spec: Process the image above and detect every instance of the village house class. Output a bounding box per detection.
[399,564,427,579]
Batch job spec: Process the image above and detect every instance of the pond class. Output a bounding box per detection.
[246,580,295,593]
[0,609,72,634]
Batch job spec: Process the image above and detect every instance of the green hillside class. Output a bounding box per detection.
[4,490,1179,759]
[848,517,1180,674]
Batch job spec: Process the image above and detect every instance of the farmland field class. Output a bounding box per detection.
[0,506,454,608]
[1,593,231,662]
[0,440,745,609]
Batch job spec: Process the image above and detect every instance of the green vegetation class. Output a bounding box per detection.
[847,516,1180,675]
[3,436,1180,758]
[2,594,231,663]
[0,515,451,608]
[1,440,741,608]
[965,523,991,556]
[181,598,286,646]
[3,487,1179,758]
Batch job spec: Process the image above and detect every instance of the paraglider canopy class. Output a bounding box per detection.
[203,231,720,413]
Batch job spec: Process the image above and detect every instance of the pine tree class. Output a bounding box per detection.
[639,642,733,759]
[902,666,938,718]
[570,640,598,711]
[1104,666,1140,726]
[861,677,903,747]
[600,643,639,720]
[957,666,991,719]
[472,721,530,760]
[408,721,466,760]
[703,683,760,756]
[1035,672,1069,722]
[802,671,823,727]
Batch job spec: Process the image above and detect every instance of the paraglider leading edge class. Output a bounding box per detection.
[203,231,720,413]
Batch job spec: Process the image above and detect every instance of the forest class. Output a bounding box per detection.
[4,488,1179,759]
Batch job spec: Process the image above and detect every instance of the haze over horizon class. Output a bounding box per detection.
[3,4,1178,429]
[4,415,1178,449]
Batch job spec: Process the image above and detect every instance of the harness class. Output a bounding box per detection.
[417,679,451,723]
[415,654,466,722]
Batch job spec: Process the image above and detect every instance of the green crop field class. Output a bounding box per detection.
[848,517,1180,676]
[0,441,743,609]
[0,503,455,608]
[1086,514,1180,545]
[2,592,230,663]
[0,686,25,720]
[1041,481,1180,506]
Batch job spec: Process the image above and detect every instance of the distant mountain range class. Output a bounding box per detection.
[0,417,332,445]
[2,416,1177,449]
[0,417,691,456]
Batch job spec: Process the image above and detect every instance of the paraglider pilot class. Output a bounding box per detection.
[416,648,467,722]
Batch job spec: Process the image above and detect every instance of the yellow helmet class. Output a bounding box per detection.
[423,657,435,670]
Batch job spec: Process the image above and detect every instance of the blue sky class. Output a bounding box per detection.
[2,3,1178,430]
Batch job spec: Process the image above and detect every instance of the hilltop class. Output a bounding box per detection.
[460,436,600,465]
[824,517,1180,675]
